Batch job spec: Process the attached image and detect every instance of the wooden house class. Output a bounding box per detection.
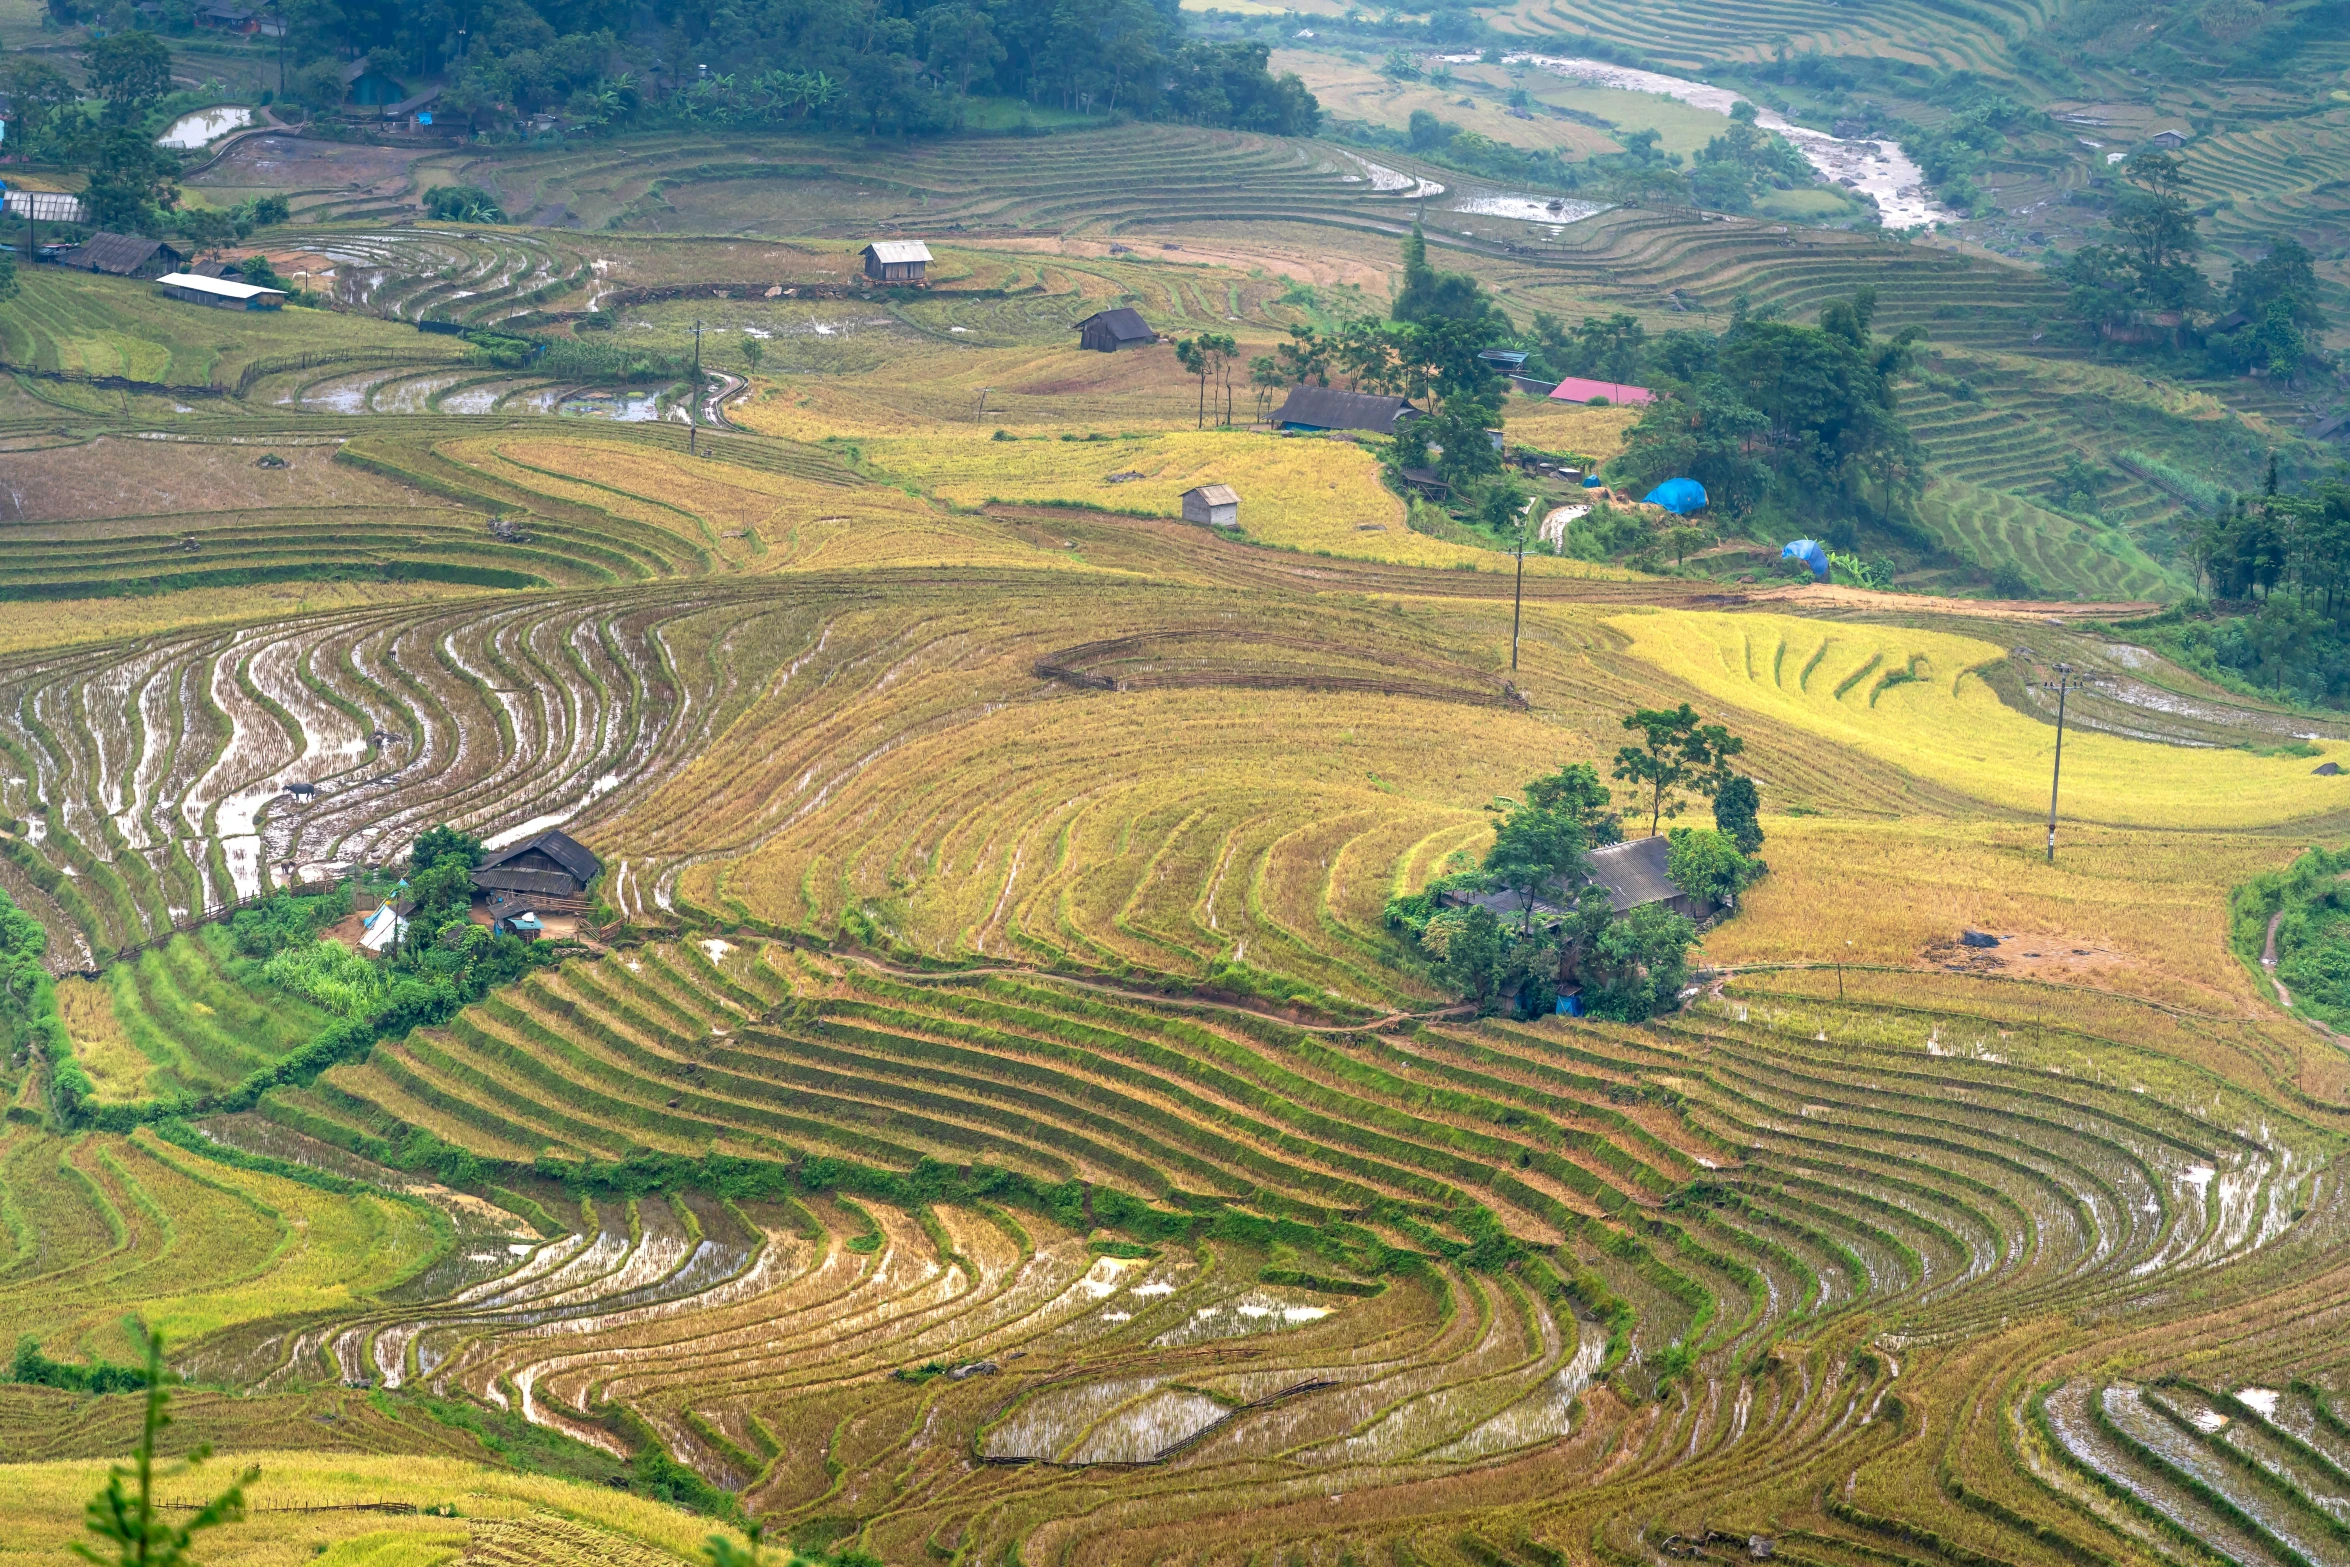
[861,241,932,284]
[1271,386,1422,435]
[470,827,602,915]
[58,233,186,279]
[341,59,407,107]
[1075,308,1157,352]
[1181,484,1240,528]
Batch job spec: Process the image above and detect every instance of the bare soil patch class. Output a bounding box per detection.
[184,133,427,199]
[1921,931,2135,984]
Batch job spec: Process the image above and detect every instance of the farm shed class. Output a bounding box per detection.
[1075,308,1157,352]
[1272,386,1423,435]
[471,827,602,907]
[1438,835,1717,927]
[1547,375,1655,406]
[862,240,932,283]
[195,3,262,32]
[382,85,442,126]
[341,59,407,107]
[3,190,88,225]
[1181,484,1240,527]
[2147,128,2188,149]
[1586,836,1717,921]
[156,271,287,310]
[58,233,186,279]
[358,903,407,955]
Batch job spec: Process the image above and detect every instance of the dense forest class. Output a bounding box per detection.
[33,0,1320,136]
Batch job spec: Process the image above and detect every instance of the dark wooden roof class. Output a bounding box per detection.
[473,866,583,898]
[477,827,602,885]
[1076,308,1154,342]
[1273,386,1421,434]
[62,232,182,276]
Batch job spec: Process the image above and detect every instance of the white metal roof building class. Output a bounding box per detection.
[862,240,933,283]
[2,190,87,223]
[155,271,288,310]
[1182,484,1241,527]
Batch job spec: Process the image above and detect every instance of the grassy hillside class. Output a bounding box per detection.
[0,268,466,392]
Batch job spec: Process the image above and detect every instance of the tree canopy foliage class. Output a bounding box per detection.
[1386,739,1762,1020]
[1609,289,1925,531]
[108,0,1319,138]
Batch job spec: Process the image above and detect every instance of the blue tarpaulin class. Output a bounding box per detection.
[1582,475,1605,488]
[1782,538,1831,580]
[1643,477,1707,514]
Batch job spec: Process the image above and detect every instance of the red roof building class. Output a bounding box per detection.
[1547,376,1655,406]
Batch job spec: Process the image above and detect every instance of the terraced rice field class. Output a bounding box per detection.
[0,268,467,393]
[45,932,2319,1564]
[1491,0,2061,77]
[1912,477,2179,601]
[13,466,2350,1563]
[55,926,335,1103]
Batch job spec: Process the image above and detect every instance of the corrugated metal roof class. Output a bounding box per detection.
[65,232,181,276]
[1186,484,1240,506]
[1547,376,1655,405]
[1586,836,1679,913]
[157,271,286,301]
[1273,386,1420,433]
[864,240,932,264]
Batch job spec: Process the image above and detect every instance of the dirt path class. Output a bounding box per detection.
[2264,910,2294,1009]
[1740,582,2164,622]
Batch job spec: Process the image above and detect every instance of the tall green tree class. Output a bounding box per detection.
[1613,705,1744,837]
[81,30,172,122]
[1712,773,1764,856]
[1482,776,1592,933]
[80,128,180,235]
[75,1332,257,1567]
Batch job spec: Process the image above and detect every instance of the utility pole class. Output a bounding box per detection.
[1510,500,1529,671]
[689,318,702,453]
[2015,654,2108,863]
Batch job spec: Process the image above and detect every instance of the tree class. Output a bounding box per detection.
[1424,903,1509,1013]
[1176,333,1236,428]
[0,55,77,155]
[1274,325,1332,388]
[174,207,239,256]
[1712,773,1763,855]
[1393,220,1509,331]
[1247,355,1283,422]
[410,824,484,871]
[81,128,180,235]
[1482,777,1592,933]
[75,1332,257,1567]
[1667,826,1757,909]
[742,337,763,373]
[705,1523,765,1567]
[424,186,507,223]
[1613,704,1744,838]
[82,31,172,121]
[1578,900,1697,1021]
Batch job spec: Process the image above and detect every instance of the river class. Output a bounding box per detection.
[1438,52,1957,230]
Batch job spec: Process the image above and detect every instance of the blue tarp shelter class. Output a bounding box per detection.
[1643,478,1707,514]
[1582,475,1605,489]
[1782,538,1831,580]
